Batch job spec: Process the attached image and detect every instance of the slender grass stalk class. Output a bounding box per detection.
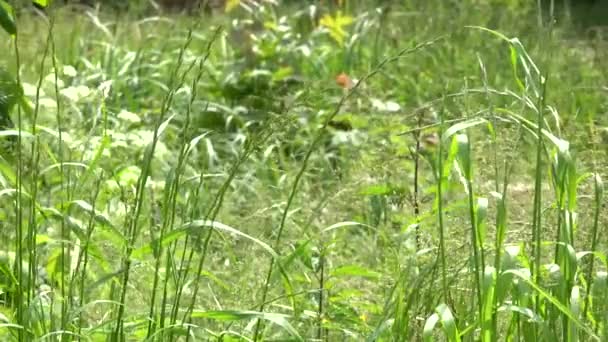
[72,178,103,335]
[182,130,275,341]
[252,37,443,341]
[371,3,390,67]
[392,268,412,341]
[583,174,603,318]
[394,256,442,341]
[111,25,196,341]
[12,14,25,342]
[151,89,192,341]
[491,154,516,338]
[411,114,422,249]
[47,16,73,339]
[167,170,206,329]
[531,70,549,340]
[457,133,484,327]
[551,153,569,339]
[457,76,486,335]
[478,54,502,340]
[315,248,326,341]
[436,103,448,303]
[145,27,220,341]
[27,17,54,337]
[6,2,607,340]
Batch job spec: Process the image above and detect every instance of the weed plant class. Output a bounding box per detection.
[0,0,607,341]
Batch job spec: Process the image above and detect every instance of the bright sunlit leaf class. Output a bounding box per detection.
[319,11,353,46]
[32,0,51,8]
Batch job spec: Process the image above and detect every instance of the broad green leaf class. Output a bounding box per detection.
[467,26,541,96]
[423,313,440,342]
[319,11,354,46]
[436,304,460,342]
[321,221,373,234]
[476,197,488,246]
[455,134,471,181]
[359,184,392,196]
[330,265,381,280]
[423,304,460,342]
[132,220,276,259]
[190,310,302,341]
[0,1,16,36]
[39,162,88,176]
[504,269,599,340]
[576,251,608,269]
[441,117,487,143]
[33,0,51,8]
[499,111,568,151]
[481,266,496,342]
[496,305,542,323]
[35,234,51,245]
[0,130,34,139]
[569,286,581,342]
[0,323,23,332]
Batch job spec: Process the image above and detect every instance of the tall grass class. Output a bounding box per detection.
[0,0,606,341]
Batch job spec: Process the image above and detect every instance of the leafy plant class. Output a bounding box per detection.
[0,0,607,341]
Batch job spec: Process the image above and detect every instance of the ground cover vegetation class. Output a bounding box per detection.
[1,0,608,340]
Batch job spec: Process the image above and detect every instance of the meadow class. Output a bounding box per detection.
[0,0,608,340]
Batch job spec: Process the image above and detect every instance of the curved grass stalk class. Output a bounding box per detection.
[252,37,444,341]
[111,24,198,340]
[583,174,603,318]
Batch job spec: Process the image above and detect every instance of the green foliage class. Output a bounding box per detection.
[32,0,51,8]
[0,0,16,36]
[0,0,607,341]
[0,67,19,131]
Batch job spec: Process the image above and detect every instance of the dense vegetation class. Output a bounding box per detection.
[1,0,608,340]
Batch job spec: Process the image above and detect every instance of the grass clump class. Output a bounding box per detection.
[0,0,607,340]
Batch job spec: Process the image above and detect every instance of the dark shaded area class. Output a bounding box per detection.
[58,0,224,12]
[570,0,608,27]
[543,0,608,27]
